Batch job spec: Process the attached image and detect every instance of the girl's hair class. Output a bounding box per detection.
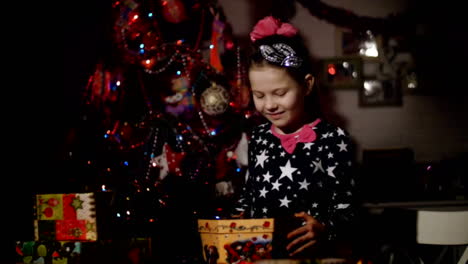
[248,33,323,119]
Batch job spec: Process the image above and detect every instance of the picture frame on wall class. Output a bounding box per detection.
[359,77,402,106]
[335,27,383,60]
[401,69,419,94]
[319,56,363,89]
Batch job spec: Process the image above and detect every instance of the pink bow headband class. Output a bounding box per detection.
[250,16,298,42]
[250,16,302,68]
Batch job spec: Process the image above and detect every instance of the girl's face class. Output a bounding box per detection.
[249,65,313,134]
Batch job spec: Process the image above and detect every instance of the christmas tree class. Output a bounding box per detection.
[60,0,259,262]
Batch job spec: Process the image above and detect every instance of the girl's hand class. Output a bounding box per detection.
[230,211,245,219]
[285,211,325,257]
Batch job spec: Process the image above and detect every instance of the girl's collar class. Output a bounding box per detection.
[270,118,321,154]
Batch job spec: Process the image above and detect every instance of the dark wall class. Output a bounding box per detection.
[408,0,468,95]
[16,0,113,241]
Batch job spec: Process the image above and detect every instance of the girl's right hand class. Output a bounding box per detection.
[285,211,325,257]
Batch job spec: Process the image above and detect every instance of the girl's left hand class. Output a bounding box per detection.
[285,211,325,257]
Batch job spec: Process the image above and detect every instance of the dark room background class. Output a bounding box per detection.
[17,0,468,253]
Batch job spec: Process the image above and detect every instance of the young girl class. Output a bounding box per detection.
[233,16,356,259]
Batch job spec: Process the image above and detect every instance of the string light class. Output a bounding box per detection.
[142,48,190,74]
[142,127,159,191]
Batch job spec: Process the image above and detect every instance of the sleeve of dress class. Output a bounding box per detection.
[321,128,357,241]
[232,130,256,217]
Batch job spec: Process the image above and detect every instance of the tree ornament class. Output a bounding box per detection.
[164,143,186,176]
[161,0,188,24]
[209,11,225,72]
[113,1,163,64]
[84,63,123,124]
[200,82,230,116]
[164,75,195,119]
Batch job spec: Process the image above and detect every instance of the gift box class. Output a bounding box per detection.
[198,218,275,264]
[16,240,82,264]
[34,193,97,241]
[16,237,153,264]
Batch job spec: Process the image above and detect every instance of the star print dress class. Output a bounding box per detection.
[234,118,356,240]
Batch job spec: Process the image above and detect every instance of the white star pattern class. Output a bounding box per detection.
[312,160,325,173]
[337,140,348,152]
[327,166,336,178]
[298,179,310,190]
[303,142,314,149]
[263,171,273,182]
[255,149,268,168]
[233,120,355,239]
[271,180,282,191]
[279,195,291,207]
[337,127,345,136]
[279,160,297,181]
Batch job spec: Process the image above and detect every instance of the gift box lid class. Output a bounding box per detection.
[198,218,274,234]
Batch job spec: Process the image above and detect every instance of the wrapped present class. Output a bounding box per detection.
[198,218,274,264]
[16,240,82,264]
[34,193,97,241]
[16,237,153,264]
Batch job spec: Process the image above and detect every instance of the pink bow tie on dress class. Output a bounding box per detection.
[271,119,321,154]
